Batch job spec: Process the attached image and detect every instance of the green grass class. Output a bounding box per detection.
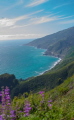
[12,75,74,120]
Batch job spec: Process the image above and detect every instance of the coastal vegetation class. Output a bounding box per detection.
[0,73,18,91]
[0,26,74,119]
[0,75,74,120]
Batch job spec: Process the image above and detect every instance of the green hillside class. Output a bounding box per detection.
[45,36,74,58]
[27,27,74,49]
[0,75,74,120]
[11,75,74,120]
[27,26,74,58]
[49,47,74,71]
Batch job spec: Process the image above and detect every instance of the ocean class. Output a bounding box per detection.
[0,39,59,79]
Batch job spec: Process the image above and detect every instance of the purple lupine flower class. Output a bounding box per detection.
[0,115,2,120]
[39,91,44,96]
[48,104,52,109]
[0,92,2,96]
[39,91,44,98]
[23,101,32,117]
[0,91,2,102]
[39,91,45,104]
[48,100,52,103]
[5,87,10,95]
[1,89,6,114]
[0,87,12,119]
[5,87,10,104]
[1,90,5,105]
[48,100,52,109]
[10,110,16,120]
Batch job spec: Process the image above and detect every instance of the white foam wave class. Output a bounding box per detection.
[36,58,62,76]
[50,58,61,70]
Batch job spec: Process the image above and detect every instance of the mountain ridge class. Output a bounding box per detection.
[27,26,74,58]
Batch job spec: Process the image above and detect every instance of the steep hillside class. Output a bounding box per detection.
[45,36,74,58]
[27,26,74,48]
[12,75,74,120]
[27,26,74,58]
[0,75,74,120]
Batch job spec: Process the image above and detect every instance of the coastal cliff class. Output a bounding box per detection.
[27,26,74,58]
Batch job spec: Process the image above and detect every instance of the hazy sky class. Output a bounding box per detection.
[0,0,74,40]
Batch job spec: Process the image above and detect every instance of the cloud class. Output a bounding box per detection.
[0,34,44,40]
[0,18,16,27]
[26,0,49,7]
[11,24,30,29]
[0,17,28,27]
[11,14,64,28]
[0,10,43,27]
[59,19,74,24]
[53,3,70,9]
[13,13,65,28]
[30,16,58,24]
[11,15,58,28]
[11,13,74,29]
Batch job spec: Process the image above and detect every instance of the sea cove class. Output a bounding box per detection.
[0,40,59,79]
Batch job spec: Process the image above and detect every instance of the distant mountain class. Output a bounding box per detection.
[27,26,74,58]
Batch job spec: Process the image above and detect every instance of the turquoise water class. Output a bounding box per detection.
[0,39,59,79]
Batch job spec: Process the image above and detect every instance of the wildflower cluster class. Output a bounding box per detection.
[0,87,32,120]
[0,87,16,120]
[0,88,52,120]
[48,100,52,109]
[23,101,32,117]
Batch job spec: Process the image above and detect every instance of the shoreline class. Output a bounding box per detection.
[24,45,62,80]
[30,45,62,77]
[49,58,62,70]
[37,58,62,76]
